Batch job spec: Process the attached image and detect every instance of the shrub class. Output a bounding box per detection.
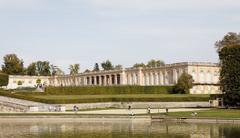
[17,80,23,86]
[0,73,9,87]
[171,72,193,94]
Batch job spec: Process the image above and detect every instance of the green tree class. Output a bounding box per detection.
[133,63,146,68]
[51,65,65,76]
[101,60,114,70]
[17,80,23,86]
[0,72,9,87]
[216,32,240,106]
[146,59,165,68]
[2,54,24,75]
[93,63,100,72]
[84,69,91,73]
[26,62,37,76]
[69,64,80,86]
[69,64,80,75]
[36,79,41,84]
[115,64,123,70]
[36,61,51,76]
[171,72,193,94]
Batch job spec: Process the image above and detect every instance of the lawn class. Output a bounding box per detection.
[32,94,209,104]
[163,109,240,118]
[0,90,210,104]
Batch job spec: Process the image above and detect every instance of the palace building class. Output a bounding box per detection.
[6,62,221,94]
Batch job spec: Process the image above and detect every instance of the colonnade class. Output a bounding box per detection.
[48,63,220,88]
[85,74,121,86]
[192,70,219,84]
[124,68,183,86]
[51,74,122,87]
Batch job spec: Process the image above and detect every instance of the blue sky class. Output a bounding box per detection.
[0,0,240,73]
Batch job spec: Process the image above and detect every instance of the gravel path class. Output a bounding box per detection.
[76,108,209,115]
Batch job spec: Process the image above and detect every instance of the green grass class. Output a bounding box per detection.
[30,94,209,104]
[163,109,240,118]
[0,89,210,104]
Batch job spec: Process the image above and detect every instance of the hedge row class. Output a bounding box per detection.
[45,86,173,95]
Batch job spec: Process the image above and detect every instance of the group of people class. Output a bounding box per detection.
[128,105,153,115]
[73,105,79,112]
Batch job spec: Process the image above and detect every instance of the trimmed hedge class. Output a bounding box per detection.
[45,86,173,95]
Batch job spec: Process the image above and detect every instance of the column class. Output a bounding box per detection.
[121,70,127,85]
[146,73,149,86]
[114,74,117,85]
[155,72,159,85]
[164,70,168,85]
[104,75,107,86]
[159,71,163,85]
[138,68,143,85]
[94,76,97,85]
[109,75,112,85]
[150,72,154,85]
[173,69,178,84]
[99,76,102,85]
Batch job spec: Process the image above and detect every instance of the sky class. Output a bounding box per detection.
[0,0,240,73]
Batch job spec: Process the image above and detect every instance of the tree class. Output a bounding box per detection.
[17,80,23,86]
[2,54,24,75]
[26,62,37,76]
[101,60,114,70]
[36,61,51,76]
[146,59,165,68]
[133,63,146,68]
[69,64,80,75]
[51,65,65,76]
[171,72,193,94]
[0,72,9,87]
[216,32,240,106]
[84,69,91,73]
[93,63,100,72]
[69,64,80,86]
[36,79,41,84]
[115,64,123,70]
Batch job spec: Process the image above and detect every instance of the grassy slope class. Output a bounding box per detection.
[32,94,209,104]
[0,89,210,104]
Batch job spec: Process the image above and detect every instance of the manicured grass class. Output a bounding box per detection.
[31,94,210,104]
[0,90,210,104]
[164,109,240,118]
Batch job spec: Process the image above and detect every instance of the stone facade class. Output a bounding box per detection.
[7,62,221,94]
[7,75,49,89]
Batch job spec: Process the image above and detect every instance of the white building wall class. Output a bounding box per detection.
[6,62,221,94]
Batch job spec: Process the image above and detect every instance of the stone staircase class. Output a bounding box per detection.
[0,96,51,112]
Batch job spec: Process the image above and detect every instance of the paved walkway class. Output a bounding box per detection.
[0,108,209,114]
[0,96,47,106]
[75,108,209,115]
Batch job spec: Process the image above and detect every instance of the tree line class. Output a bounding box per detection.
[0,54,165,76]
